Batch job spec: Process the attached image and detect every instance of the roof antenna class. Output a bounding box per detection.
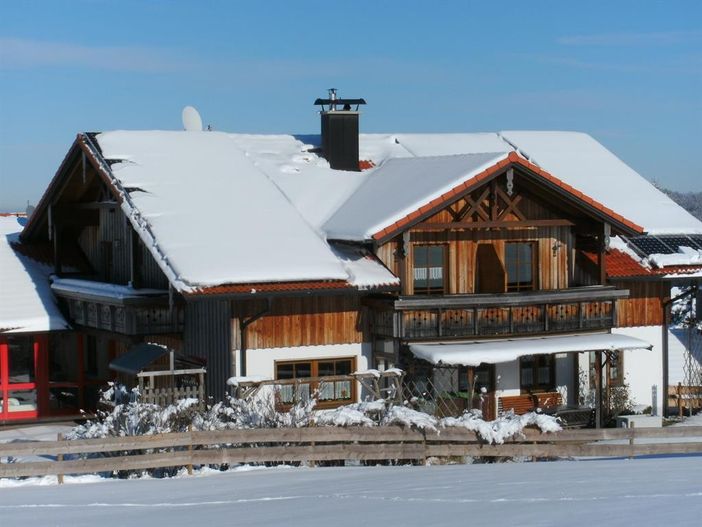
[181,106,203,131]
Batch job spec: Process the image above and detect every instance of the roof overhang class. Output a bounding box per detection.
[409,333,653,367]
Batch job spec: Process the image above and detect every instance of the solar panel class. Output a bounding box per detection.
[657,235,702,252]
[628,236,675,255]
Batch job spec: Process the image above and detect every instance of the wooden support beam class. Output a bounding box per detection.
[413,219,575,231]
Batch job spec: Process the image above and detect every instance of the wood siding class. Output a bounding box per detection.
[614,280,667,327]
[183,300,232,399]
[76,207,168,289]
[378,226,573,295]
[235,296,366,350]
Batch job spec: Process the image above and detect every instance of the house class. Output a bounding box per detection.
[0,213,71,421]
[4,93,701,424]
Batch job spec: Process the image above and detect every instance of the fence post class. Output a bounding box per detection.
[57,433,64,485]
[187,424,194,476]
[628,421,635,460]
[678,383,683,418]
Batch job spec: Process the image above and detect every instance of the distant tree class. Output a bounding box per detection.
[656,186,702,221]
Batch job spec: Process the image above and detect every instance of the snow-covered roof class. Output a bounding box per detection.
[96,131,350,292]
[72,128,697,292]
[324,152,508,240]
[409,333,653,367]
[498,131,702,235]
[0,215,69,334]
[330,243,399,289]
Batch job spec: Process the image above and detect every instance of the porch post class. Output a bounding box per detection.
[594,350,603,428]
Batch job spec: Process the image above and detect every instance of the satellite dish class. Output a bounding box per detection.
[182,106,203,131]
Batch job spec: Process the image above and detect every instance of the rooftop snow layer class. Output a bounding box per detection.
[0,215,69,333]
[323,152,508,240]
[96,131,348,290]
[499,131,702,234]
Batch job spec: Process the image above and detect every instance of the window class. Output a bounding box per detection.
[275,357,355,408]
[505,242,535,292]
[520,354,555,393]
[413,245,446,295]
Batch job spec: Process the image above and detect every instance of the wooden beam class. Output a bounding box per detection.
[413,219,575,231]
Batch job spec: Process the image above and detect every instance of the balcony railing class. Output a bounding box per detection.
[370,286,629,340]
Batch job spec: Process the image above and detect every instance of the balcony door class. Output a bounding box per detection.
[0,335,42,421]
[475,244,505,293]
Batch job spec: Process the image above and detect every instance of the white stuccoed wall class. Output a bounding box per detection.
[238,342,373,401]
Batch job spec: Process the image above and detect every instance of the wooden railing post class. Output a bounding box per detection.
[628,421,635,460]
[678,383,683,418]
[57,433,64,485]
[187,424,194,476]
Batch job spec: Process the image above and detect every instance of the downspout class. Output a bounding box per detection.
[238,298,271,377]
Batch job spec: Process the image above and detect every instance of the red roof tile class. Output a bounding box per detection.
[186,280,355,296]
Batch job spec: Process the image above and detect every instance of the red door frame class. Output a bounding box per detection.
[0,334,42,421]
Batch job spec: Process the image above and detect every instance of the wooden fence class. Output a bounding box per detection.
[2,425,702,482]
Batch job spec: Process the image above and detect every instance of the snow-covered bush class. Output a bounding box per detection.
[441,409,561,445]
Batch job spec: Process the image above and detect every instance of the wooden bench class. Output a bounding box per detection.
[497,392,563,416]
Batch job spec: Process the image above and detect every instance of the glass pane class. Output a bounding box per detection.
[295,363,311,378]
[49,334,79,382]
[414,246,428,266]
[278,384,294,403]
[318,362,335,377]
[83,385,104,411]
[84,336,110,380]
[318,381,335,400]
[297,383,311,402]
[335,380,352,400]
[538,366,551,384]
[8,337,35,383]
[428,246,444,266]
[521,368,533,386]
[7,389,37,412]
[49,387,80,410]
[276,363,294,379]
[336,360,352,376]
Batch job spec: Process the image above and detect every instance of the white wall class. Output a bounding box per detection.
[237,342,372,402]
[612,326,663,415]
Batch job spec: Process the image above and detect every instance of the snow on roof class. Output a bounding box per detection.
[324,152,508,240]
[499,131,702,234]
[409,333,653,367]
[0,215,69,333]
[329,243,399,289]
[391,133,512,157]
[96,131,348,291]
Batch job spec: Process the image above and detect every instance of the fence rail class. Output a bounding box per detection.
[2,425,702,481]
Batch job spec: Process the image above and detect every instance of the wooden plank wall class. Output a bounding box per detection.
[183,299,232,400]
[378,226,572,295]
[235,296,366,350]
[76,207,168,289]
[613,280,667,327]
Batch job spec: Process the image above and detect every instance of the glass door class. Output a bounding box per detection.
[0,336,40,421]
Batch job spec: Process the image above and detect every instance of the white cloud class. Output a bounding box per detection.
[558,31,702,46]
[0,37,192,72]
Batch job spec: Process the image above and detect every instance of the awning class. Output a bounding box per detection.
[409,333,653,367]
[109,343,170,375]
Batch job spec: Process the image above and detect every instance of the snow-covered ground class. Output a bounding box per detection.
[1,458,701,527]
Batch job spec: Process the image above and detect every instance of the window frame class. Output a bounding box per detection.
[505,241,537,292]
[519,354,556,393]
[274,357,356,409]
[412,244,448,296]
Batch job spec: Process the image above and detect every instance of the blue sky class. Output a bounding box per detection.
[1,0,700,211]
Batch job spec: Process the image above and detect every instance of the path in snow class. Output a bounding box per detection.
[1,457,701,526]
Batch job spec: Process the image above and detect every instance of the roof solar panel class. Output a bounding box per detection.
[657,235,702,252]
[628,236,675,255]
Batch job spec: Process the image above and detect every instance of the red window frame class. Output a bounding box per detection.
[0,335,45,422]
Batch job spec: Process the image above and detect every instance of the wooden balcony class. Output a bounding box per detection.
[370,286,629,340]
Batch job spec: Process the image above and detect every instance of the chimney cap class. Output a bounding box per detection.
[314,98,366,111]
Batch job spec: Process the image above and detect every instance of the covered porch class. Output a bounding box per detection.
[402,333,652,427]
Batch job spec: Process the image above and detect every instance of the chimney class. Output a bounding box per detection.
[314,89,366,171]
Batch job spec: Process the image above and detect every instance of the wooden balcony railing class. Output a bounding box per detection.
[370,286,629,340]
